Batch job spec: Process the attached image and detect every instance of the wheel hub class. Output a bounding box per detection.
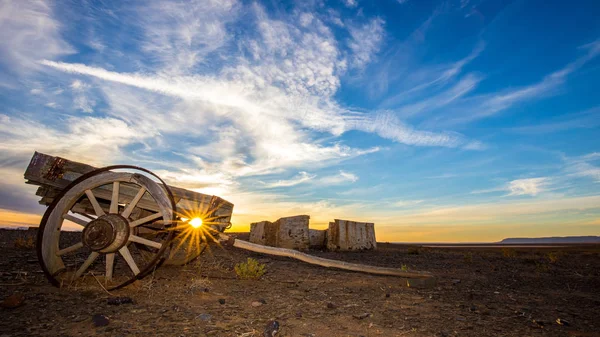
[82,214,130,253]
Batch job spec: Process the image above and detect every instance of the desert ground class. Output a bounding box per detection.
[1,228,599,337]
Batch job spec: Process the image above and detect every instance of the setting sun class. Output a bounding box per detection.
[189,217,203,228]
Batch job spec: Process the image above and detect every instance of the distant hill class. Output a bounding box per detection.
[500,236,600,244]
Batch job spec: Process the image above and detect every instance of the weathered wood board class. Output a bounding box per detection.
[249,215,310,250]
[327,219,377,251]
[24,152,234,230]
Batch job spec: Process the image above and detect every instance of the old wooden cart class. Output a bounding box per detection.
[25,152,234,290]
[25,152,433,291]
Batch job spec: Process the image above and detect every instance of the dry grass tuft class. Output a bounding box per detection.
[13,236,35,249]
[502,248,517,258]
[547,252,560,264]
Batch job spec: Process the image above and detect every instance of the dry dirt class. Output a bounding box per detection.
[1,229,599,337]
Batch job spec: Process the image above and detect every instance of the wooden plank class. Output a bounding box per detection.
[25,152,234,224]
[231,238,433,279]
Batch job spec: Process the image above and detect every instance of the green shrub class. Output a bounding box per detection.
[234,258,266,280]
[401,264,409,271]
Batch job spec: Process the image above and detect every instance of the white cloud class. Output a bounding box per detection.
[395,199,424,208]
[472,177,550,196]
[565,153,600,183]
[0,0,74,72]
[320,170,359,185]
[138,0,240,74]
[70,80,95,113]
[0,114,142,167]
[343,0,358,8]
[507,177,549,196]
[439,40,600,126]
[347,18,385,69]
[263,172,316,188]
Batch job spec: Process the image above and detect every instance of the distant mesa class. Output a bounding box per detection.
[499,236,600,244]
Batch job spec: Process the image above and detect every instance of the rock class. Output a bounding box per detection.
[385,293,391,298]
[92,314,109,327]
[107,297,134,305]
[259,298,267,304]
[295,311,303,318]
[353,313,371,320]
[197,313,212,321]
[1,293,25,309]
[251,301,263,307]
[556,318,570,326]
[326,302,337,309]
[452,279,461,285]
[264,320,279,337]
[456,316,466,321]
[218,299,226,305]
[469,305,477,312]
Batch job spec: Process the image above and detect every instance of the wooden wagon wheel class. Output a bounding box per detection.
[37,166,176,290]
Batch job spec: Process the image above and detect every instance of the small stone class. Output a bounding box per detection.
[385,293,391,298]
[295,311,303,318]
[455,316,466,321]
[326,302,337,309]
[218,298,226,305]
[251,301,263,307]
[556,318,570,326]
[1,293,25,309]
[197,313,212,321]
[452,279,461,285]
[264,320,279,337]
[259,298,267,304]
[92,314,109,327]
[107,297,134,305]
[353,313,371,320]
[469,305,477,312]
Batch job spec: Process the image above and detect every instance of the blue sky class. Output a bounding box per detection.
[0,0,599,242]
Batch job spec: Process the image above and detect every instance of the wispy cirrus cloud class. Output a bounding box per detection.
[263,172,316,188]
[0,0,73,73]
[564,153,600,183]
[472,177,550,196]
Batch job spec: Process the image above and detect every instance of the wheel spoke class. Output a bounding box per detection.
[85,189,105,216]
[109,181,120,214]
[63,214,89,227]
[129,235,162,249]
[122,187,146,219]
[129,212,162,227]
[105,253,115,281]
[118,246,140,275]
[56,242,84,256]
[74,252,99,278]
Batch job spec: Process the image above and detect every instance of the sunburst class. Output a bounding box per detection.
[163,194,231,262]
